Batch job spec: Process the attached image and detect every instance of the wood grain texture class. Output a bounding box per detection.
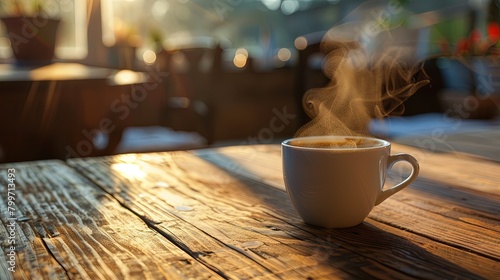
[66,145,500,279]
[195,144,500,278]
[71,153,370,279]
[0,161,220,280]
[2,143,499,279]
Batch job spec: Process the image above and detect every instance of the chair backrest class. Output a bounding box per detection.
[156,38,224,144]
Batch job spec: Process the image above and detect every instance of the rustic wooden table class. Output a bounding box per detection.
[1,144,499,279]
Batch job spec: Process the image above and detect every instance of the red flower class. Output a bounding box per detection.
[487,22,500,42]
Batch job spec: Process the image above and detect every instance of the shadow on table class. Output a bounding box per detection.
[410,176,500,216]
[192,151,489,279]
[317,222,488,280]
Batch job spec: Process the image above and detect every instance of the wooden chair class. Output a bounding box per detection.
[158,40,223,144]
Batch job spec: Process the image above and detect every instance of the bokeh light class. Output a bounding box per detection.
[277,48,291,62]
[143,49,157,64]
[294,36,308,50]
[234,48,249,68]
[235,47,249,57]
[281,0,299,15]
[234,54,248,68]
[261,0,281,11]
[152,0,170,19]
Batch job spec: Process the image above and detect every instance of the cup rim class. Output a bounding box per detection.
[282,135,390,151]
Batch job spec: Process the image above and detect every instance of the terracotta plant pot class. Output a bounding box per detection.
[1,16,60,65]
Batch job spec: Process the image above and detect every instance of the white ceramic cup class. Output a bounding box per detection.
[282,135,419,228]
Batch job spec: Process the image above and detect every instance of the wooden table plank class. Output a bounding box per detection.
[193,145,284,190]
[392,143,500,196]
[194,144,500,278]
[70,154,376,279]
[0,161,221,280]
[68,147,499,279]
[395,128,500,163]
[3,143,498,279]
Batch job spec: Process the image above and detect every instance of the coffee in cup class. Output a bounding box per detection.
[288,137,383,149]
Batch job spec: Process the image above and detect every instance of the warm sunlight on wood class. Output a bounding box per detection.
[110,163,146,180]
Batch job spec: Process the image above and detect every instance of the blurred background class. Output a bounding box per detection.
[0,0,499,163]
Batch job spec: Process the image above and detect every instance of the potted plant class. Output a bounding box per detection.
[0,0,60,65]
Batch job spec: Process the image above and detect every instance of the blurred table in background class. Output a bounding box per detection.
[0,63,166,163]
[0,63,301,163]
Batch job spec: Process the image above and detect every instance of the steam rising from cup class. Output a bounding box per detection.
[296,1,430,138]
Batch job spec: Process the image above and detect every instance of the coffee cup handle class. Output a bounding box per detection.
[375,153,419,206]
